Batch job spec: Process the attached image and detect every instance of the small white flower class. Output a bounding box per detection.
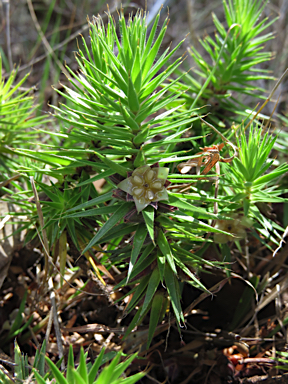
[118,165,169,212]
[214,215,253,244]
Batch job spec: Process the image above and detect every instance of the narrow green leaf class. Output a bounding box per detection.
[254,165,288,186]
[119,102,139,132]
[66,191,113,213]
[75,170,115,187]
[14,340,22,380]
[33,370,47,384]
[164,265,184,325]
[77,348,88,383]
[131,45,142,92]
[81,203,132,254]
[142,20,167,79]
[107,64,128,93]
[127,76,139,113]
[142,13,160,63]
[167,194,218,219]
[173,254,208,291]
[127,223,147,281]
[140,268,160,316]
[157,250,166,283]
[109,353,139,382]
[126,243,156,283]
[71,370,86,384]
[96,352,121,383]
[243,198,250,216]
[99,223,138,244]
[9,290,27,337]
[125,274,151,313]
[38,184,61,203]
[120,14,133,68]
[88,348,106,384]
[62,206,119,219]
[45,357,69,384]
[142,205,155,244]
[157,228,177,274]
[67,219,80,251]
[93,151,130,177]
[67,345,75,384]
[34,340,46,377]
[120,372,146,384]
[143,40,185,86]
[123,310,146,341]
[133,126,149,145]
[133,148,146,167]
[229,275,259,330]
[147,292,165,347]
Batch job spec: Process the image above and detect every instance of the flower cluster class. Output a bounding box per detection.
[117,165,169,212]
[214,215,253,243]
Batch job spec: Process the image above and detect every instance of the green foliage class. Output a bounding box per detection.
[38,173,103,249]
[14,339,46,381]
[49,10,199,170]
[229,125,288,207]
[1,0,288,372]
[33,346,145,384]
[1,342,144,383]
[43,11,236,339]
[1,291,34,343]
[179,0,276,127]
[0,340,48,383]
[215,124,288,245]
[0,55,49,176]
[273,350,288,371]
[0,370,13,384]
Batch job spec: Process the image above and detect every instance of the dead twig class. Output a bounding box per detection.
[26,0,69,77]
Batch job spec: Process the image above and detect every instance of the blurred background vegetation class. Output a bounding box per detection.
[1,0,288,115]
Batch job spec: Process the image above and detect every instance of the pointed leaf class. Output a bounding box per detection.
[77,348,88,383]
[127,76,139,113]
[67,345,75,384]
[94,151,130,177]
[157,250,166,283]
[96,352,121,383]
[71,370,86,384]
[81,203,132,254]
[142,205,155,243]
[34,340,46,377]
[33,370,47,384]
[125,274,151,313]
[147,292,165,347]
[127,223,147,281]
[65,191,113,213]
[45,357,69,384]
[88,348,106,384]
[164,265,184,325]
[140,267,160,316]
[157,228,177,274]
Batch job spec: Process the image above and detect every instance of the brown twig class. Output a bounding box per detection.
[26,0,69,78]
